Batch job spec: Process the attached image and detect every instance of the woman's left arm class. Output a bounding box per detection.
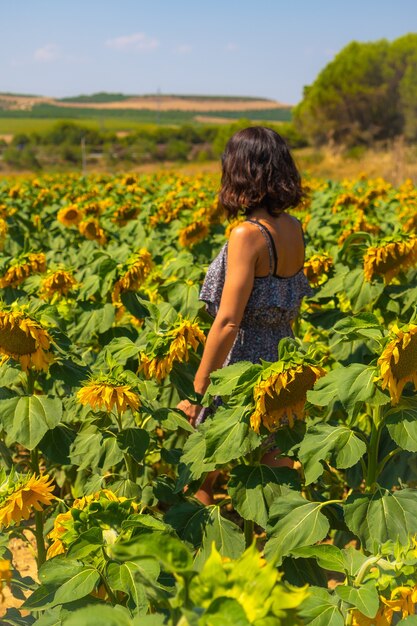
[193,224,258,394]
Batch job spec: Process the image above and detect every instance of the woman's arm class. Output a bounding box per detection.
[193,224,259,394]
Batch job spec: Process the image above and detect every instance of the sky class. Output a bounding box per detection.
[2,0,417,105]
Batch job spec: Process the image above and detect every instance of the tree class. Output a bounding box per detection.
[293,34,417,146]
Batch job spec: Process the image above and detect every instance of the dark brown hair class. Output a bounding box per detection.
[218,126,303,218]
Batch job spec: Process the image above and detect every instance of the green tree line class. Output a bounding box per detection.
[293,33,417,146]
[0,119,306,171]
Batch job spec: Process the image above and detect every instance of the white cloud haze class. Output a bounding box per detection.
[105,32,159,51]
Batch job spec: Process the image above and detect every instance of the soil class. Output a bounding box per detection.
[0,533,37,619]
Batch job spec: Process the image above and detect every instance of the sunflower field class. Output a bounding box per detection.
[1,171,417,626]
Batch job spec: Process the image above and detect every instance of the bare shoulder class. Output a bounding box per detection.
[229,221,262,245]
[228,222,261,260]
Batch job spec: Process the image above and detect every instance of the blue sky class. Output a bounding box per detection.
[3,0,417,104]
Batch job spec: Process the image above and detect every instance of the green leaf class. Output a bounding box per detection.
[290,544,346,574]
[39,559,84,586]
[70,424,124,472]
[202,406,261,465]
[120,291,151,319]
[111,532,193,573]
[332,313,384,340]
[397,618,417,625]
[52,567,100,606]
[344,487,417,550]
[386,397,417,451]
[205,361,261,399]
[265,491,330,565]
[67,528,103,559]
[61,604,135,626]
[72,303,115,343]
[194,505,245,570]
[228,465,300,527]
[107,561,156,614]
[164,500,210,548]
[1,395,62,450]
[116,428,150,462]
[178,406,261,487]
[298,586,344,626]
[298,424,366,484]
[177,430,217,487]
[335,582,379,618]
[337,364,388,412]
[38,425,76,465]
[200,597,250,626]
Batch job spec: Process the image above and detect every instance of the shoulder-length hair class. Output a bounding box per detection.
[218,126,303,218]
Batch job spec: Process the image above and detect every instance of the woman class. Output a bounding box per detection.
[178,126,313,501]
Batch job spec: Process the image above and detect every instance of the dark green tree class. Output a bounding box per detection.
[293,33,417,146]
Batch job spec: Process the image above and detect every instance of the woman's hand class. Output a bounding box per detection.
[177,400,202,427]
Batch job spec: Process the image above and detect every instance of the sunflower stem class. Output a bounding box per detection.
[114,411,137,483]
[30,449,47,568]
[365,406,383,490]
[244,519,255,548]
[377,447,402,476]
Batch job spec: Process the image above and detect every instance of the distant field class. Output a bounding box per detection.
[0,92,292,136]
[0,107,292,137]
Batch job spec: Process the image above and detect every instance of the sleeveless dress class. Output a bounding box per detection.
[199,218,313,365]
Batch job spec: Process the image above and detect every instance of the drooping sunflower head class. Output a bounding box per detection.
[249,341,326,433]
[138,317,206,383]
[303,253,333,286]
[178,221,209,247]
[168,317,206,363]
[77,373,141,415]
[78,218,107,245]
[363,235,417,283]
[0,252,46,289]
[57,204,84,227]
[112,203,139,225]
[0,307,54,371]
[0,469,55,528]
[40,269,78,300]
[112,249,153,303]
[376,323,417,404]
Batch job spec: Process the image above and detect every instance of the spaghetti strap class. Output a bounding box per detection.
[246,219,278,275]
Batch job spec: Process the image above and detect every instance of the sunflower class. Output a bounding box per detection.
[376,323,417,404]
[351,606,390,625]
[77,377,141,414]
[112,203,139,225]
[138,352,173,383]
[0,559,12,600]
[168,318,206,362]
[139,318,206,383]
[0,252,47,289]
[78,218,107,245]
[40,269,77,300]
[380,585,417,622]
[0,471,55,527]
[112,249,153,303]
[363,236,417,283]
[0,217,7,247]
[178,221,209,247]
[250,363,325,433]
[303,254,333,286]
[0,308,54,371]
[47,488,138,559]
[57,204,84,226]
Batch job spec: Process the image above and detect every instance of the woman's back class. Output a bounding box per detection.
[200,213,312,365]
